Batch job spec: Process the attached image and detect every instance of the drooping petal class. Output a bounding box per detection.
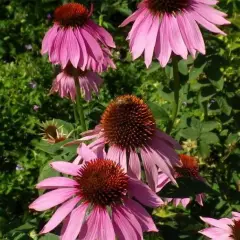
[40,196,80,234]
[50,161,81,176]
[181,198,191,208]
[158,14,172,67]
[125,199,158,232]
[128,177,163,208]
[41,25,58,54]
[36,177,78,189]
[167,14,188,59]
[144,15,160,67]
[141,149,158,191]
[128,151,141,180]
[78,143,97,162]
[60,30,69,69]
[199,227,231,239]
[112,206,142,240]
[29,188,77,211]
[200,217,233,231]
[79,207,115,240]
[120,7,146,27]
[62,203,88,240]
[67,28,80,68]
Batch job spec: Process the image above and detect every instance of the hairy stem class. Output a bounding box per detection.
[74,77,87,132]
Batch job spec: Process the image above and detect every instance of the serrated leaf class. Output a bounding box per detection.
[201,121,219,132]
[200,132,219,144]
[179,128,201,140]
[147,102,170,122]
[199,141,210,159]
[216,97,232,116]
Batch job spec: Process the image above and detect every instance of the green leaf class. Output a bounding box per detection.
[179,128,201,140]
[39,233,59,240]
[178,60,188,75]
[147,102,170,122]
[199,141,211,159]
[201,121,219,132]
[189,63,207,81]
[216,97,232,116]
[200,132,219,144]
[159,177,215,198]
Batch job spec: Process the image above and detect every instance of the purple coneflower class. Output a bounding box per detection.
[50,64,103,101]
[199,212,240,239]
[157,154,205,207]
[120,0,230,67]
[29,147,162,240]
[42,3,115,72]
[79,95,181,191]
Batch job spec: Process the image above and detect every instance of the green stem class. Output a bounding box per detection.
[166,56,180,134]
[73,103,79,124]
[74,77,87,132]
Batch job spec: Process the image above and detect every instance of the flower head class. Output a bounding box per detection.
[29,146,162,240]
[120,0,230,67]
[42,3,116,72]
[50,64,103,101]
[199,212,240,239]
[157,154,205,207]
[79,95,181,191]
[40,119,70,144]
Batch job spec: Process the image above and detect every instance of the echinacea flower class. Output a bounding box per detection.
[157,154,205,208]
[29,148,163,240]
[120,0,230,67]
[79,95,181,191]
[40,119,71,144]
[50,64,103,101]
[199,212,240,239]
[42,3,116,72]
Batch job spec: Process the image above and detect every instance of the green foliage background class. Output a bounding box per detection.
[0,0,240,239]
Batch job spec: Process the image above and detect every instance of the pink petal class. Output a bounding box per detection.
[158,14,172,67]
[67,28,80,68]
[81,27,103,62]
[60,30,69,68]
[177,15,196,57]
[183,13,206,54]
[87,20,116,48]
[131,11,152,60]
[106,145,121,162]
[128,151,141,180]
[200,217,233,231]
[156,172,170,192]
[141,149,158,191]
[29,188,77,211]
[36,177,78,189]
[199,227,231,239]
[40,196,80,234]
[49,28,64,63]
[120,7,145,27]
[125,199,158,232]
[191,11,226,35]
[74,28,88,71]
[50,161,81,176]
[119,149,127,172]
[112,206,142,240]
[78,143,97,162]
[193,4,230,25]
[196,194,204,206]
[232,212,240,218]
[197,0,218,5]
[128,177,163,208]
[181,198,191,208]
[79,207,115,240]
[62,203,88,240]
[167,14,188,59]
[144,16,160,68]
[41,25,58,55]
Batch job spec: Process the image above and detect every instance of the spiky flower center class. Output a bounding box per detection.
[64,64,87,77]
[146,0,189,14]
[75,159,128,207]
[54,3,90,27]
[175,154,199,178]
[101,95,156,151]
[44,125,66,144]
[231,220,240,240]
